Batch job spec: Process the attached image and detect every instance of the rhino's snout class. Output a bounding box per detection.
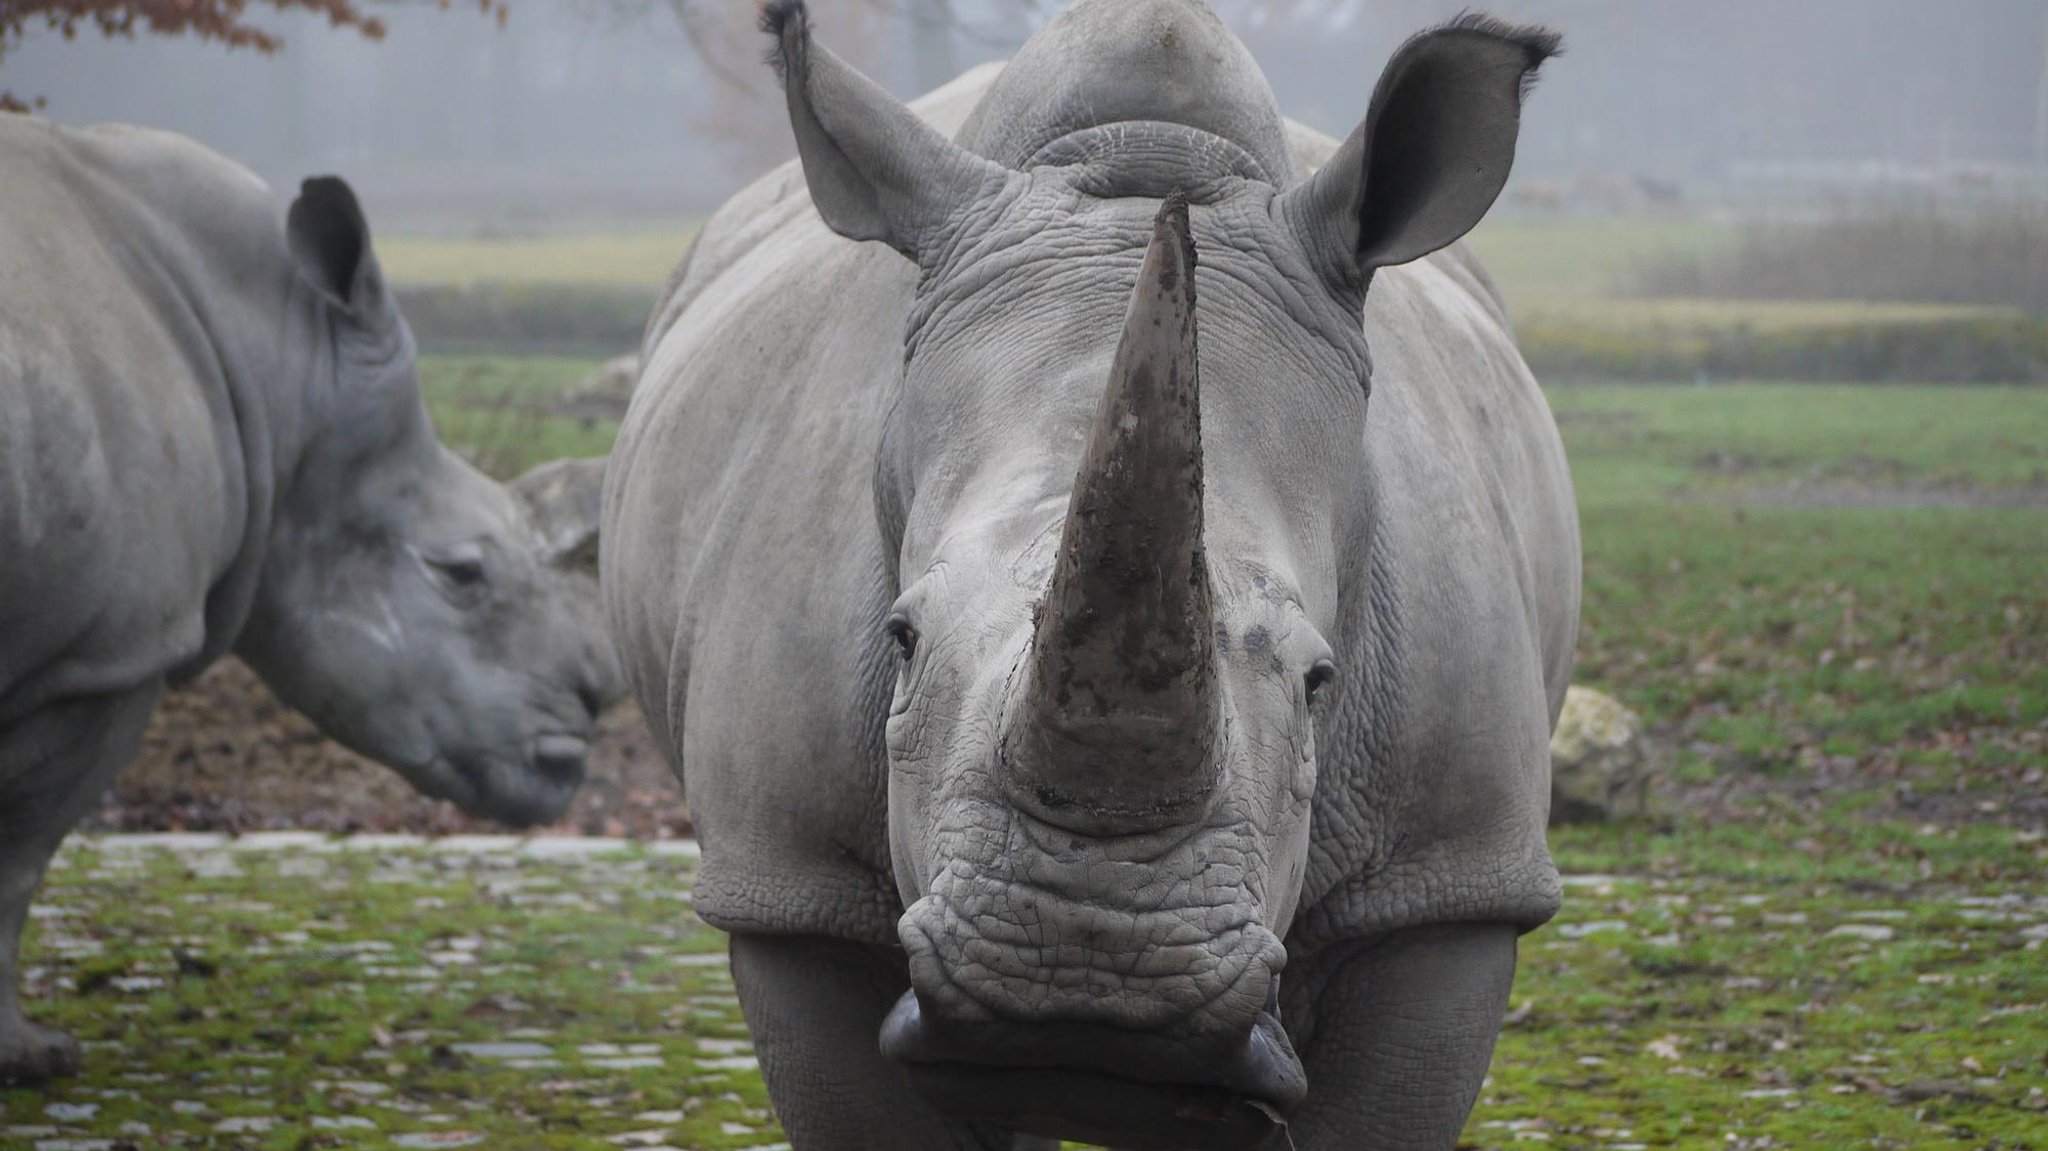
[422,726,588,829]
[879,985,1303,1151]
[533,732,591,783]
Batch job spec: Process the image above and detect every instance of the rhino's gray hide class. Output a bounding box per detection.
[0,117,622,1085]
[604,2,1578,1148]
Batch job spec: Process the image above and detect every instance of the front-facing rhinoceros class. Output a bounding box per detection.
[603,1,1579,1147]
[0,118,624,1084]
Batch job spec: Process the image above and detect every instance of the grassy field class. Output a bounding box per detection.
[6,367,2043,1147]
[420,355,620,478]
[4,819,2041,1148]
[1464,215,1733,307]
[381,229,697,290]
[1554,383,2047,795]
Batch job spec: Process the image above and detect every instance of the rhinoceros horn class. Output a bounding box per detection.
[1009,193,1221,834]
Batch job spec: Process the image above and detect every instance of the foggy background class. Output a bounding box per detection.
[11,0,2048,229]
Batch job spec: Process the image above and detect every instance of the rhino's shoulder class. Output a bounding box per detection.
[0,119,262,722]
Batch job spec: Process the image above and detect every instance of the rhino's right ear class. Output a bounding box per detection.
[287,176,393,321]
[762,0,1009,261]
[1277,15,1560,288]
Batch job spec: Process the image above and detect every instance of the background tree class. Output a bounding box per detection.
[0,0,508,112]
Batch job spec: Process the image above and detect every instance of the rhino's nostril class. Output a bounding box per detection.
[576,682,606,721]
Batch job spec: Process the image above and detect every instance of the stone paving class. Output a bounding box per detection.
[4,834,787,1151]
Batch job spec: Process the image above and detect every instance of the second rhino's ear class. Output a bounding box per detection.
[1278,14,1560,286]
[761,0,1010,261]
[287,175,394,321]
[511,457,607,573]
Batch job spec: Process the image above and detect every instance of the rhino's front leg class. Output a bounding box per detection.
[0,683,164,1085]
[728,932,1044,1151]
[1276,923,1519,1151]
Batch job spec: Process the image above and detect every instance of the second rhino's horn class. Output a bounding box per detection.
[1010,193,1220,834]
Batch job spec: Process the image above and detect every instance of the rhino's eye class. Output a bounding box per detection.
[422,546,490,605]
[1305,658,1337,704]
[885,613,919,662]
[434,557,487,587]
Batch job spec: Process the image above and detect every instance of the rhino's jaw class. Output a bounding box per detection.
[880,988,1303,1151]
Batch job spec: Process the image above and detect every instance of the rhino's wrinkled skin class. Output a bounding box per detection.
[0,118,624,1084]
[604,2,1578,1147]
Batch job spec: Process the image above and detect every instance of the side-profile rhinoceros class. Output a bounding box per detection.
[0,118,625,1084]
[603,1,1579,1147]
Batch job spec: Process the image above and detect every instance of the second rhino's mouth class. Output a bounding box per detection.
[415,733,588,829]
[879,989,1304,1151]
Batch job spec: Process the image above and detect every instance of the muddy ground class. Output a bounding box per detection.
[84,660,690,838]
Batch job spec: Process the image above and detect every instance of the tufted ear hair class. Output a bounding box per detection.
[286,176,397,323]
[1278,14,1560,288]
[761,0,1011,261]
[511,457,608,573]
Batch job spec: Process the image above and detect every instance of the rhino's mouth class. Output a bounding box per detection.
[416,733,586,828]
[879,988,1303,1151]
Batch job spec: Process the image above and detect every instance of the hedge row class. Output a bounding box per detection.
[396,282,657,357]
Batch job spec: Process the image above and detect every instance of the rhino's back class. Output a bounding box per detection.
[0,118,245,728]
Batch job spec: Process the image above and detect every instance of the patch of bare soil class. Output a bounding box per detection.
[1726,481,2048,509]
[83,659,688,838]
[1655,719,2048,832]
[1688,453,2048,509]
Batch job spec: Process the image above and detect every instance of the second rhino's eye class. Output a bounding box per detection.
[421,544,490,604]
[432,557,486,587]
[885,613,919,662]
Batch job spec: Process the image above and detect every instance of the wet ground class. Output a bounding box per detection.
[6,820,2043,1150]
[7,836,774,1151]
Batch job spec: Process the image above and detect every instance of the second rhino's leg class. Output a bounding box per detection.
[1276,922,1519,1151]
[0,683,163,1086]
[728,932,1027,1151]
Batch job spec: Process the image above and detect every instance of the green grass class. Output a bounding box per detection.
[6,840,775,1150]
[1554,383,2048,787]
[1556,382,2048,499]
[7,826,2043,1149]
[419,354,617,479]
[381,228,698,289]
[1494,815,2048,1149]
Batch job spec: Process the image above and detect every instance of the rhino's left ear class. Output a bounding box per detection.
[1278,15,1559,286]
[511,457,607,573]
[287,175,394,321]
[762,0,1011,261]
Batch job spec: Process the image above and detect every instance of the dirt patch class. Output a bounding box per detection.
[83,659,688,838]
